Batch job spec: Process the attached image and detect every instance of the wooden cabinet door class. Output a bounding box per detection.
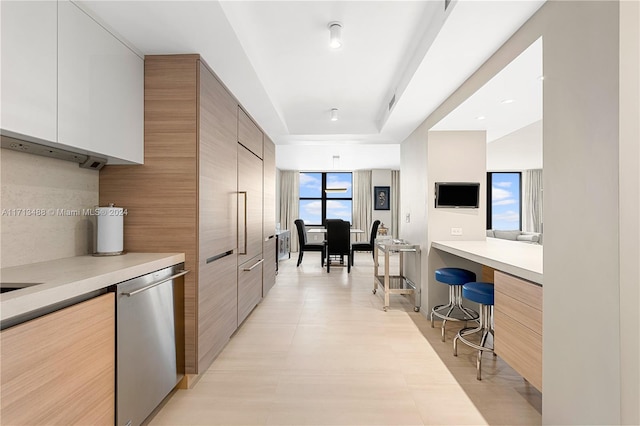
[0,293,115,425]
[263,237,277,296]
[238,144,263,266]
[58,1,143,164]
[1,1,57,142]
[237,107,263,159]
[238,255,263,325]
[263,136,276,239]
[199,62,238,257]
[198,251,238,371]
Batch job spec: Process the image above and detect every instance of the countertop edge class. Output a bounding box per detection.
[432,241,543,285]
[1,253,186,323]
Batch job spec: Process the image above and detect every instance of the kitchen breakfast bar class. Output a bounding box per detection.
[431,238,543,391]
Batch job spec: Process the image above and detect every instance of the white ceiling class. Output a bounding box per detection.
[79,0,546,170]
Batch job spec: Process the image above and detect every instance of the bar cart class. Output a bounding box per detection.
[373,239,421,312]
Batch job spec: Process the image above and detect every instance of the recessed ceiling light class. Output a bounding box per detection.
[476,116,486,121]
[538,75,545,81]
[330,108,338,121]
[328,22,342,49]
[501,99,515,104]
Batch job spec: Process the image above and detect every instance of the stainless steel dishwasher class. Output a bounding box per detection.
[114,264,189,426]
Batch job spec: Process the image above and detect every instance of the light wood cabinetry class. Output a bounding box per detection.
[238,144,264,267]
[101,55,237,377]
[238,107,263,159]
[0,0,57,142]
[494,271,543,391]
[101,54,274,380]
[263,136,277,295]
[238,143,264,316]
[58,0,143,164]
[198,60,239,371]
[0,293,115,425]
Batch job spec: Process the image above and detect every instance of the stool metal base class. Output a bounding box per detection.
[453,304,495,380]
[430,285,479,341]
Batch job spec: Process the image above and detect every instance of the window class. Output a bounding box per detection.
[299,172,352,225]
[487,172,521,230]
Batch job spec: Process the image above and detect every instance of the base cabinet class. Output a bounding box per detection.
[0,293,115,425]
[494,271,543,391]
[238,256,264,325]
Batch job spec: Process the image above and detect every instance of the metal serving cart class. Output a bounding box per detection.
[373,239,421,312]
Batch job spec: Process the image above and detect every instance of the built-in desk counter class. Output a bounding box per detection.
[432,238,543,391]
[432,238,542,285]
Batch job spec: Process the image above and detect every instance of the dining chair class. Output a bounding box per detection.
[294,219,325,267]
[351,220,380,265]
[325,219,351,273]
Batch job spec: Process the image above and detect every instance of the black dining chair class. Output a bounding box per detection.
[325,219,351,273]
[294,219,325,267]
[351,220,380,265]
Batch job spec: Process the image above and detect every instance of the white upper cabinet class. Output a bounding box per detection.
[1,1,57,142]
[58,1,143,164]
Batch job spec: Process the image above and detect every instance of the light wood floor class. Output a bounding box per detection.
[150,252,542,425]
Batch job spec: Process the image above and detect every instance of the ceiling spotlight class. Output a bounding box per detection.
[330,108,339,121]
[501,99,515,104]
[328,21,342,49]
[476,116,486,121]
[538,75,545,81]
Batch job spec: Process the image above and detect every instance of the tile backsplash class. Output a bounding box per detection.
[1,148,99,268]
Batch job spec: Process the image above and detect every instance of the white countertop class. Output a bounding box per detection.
[1,252,185,322]
[431,238,543,285]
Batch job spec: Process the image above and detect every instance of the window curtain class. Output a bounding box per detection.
[352,170,372,243]
[391,170,400,238]
[523,169,543,233]
[279,170,300,252]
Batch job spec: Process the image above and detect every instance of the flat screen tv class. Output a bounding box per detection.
[435,182,480,208]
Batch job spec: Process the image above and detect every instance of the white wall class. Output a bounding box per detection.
[400,1,636,423]
[426,131,487,310]
[487,120,542,171]
[371,169,392,235]
[399,122,429,301]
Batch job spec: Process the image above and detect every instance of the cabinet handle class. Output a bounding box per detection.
[206,250,234,264]
[238,191,247,255]
[242,258,264,271]
[122,270,190,297]
[265,235,275,242]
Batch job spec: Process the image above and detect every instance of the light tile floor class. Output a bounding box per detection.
[150,252,542,425]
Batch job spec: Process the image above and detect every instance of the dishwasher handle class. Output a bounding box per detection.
[122,269,190,297]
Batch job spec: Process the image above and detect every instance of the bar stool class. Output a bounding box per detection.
[431,268,479,341]
[453,282,495,380]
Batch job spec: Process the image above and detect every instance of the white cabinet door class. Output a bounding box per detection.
[0,1,57,142]
[58,1,143,164]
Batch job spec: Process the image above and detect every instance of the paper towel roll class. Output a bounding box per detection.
[96,206,124,254]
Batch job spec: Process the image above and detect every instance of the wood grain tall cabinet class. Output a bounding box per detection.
[263,136,277,296]
[99,54,275,383]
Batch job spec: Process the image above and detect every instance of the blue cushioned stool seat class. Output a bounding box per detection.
[435,268,477,285]
[462,282,494,306]
[454,281,495,381]
[430,268,479,342]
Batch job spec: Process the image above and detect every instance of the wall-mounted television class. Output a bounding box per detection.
[435,182,480,208]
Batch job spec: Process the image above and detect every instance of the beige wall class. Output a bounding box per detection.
[399,120,429,303]
[400,1,637,423]
[619,1,640,423]
[487,120,542,171]
[426,131,487,310]
[371,169,393,236]
[0,149,98,267]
